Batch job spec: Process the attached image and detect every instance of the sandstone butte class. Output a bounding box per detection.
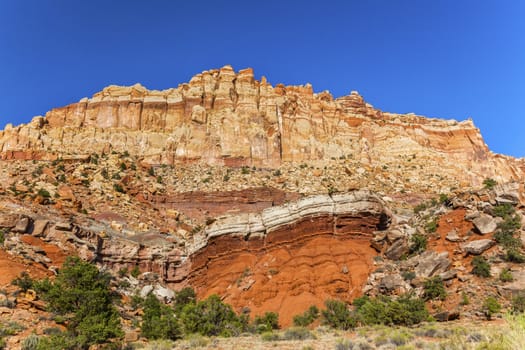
[1,66,525,328]
[1,65,523,186]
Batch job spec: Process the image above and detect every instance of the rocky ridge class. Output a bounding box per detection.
[1,66,525,346]
[1,66,524,188]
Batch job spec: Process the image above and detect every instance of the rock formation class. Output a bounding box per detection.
[1,66,524,332]
[1,66,523,187]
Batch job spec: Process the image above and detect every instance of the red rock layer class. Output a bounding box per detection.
[135,187,300,220]
[180,212,382,326]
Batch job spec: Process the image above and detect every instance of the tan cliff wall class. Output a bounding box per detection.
[1,65,523,185]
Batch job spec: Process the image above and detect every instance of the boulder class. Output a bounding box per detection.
[461,239,495,255]
[472,214,498,235]
[446,229,462,242]
[13,217,30,233]
[31,220,48,237]
[54,221,72,231]
[413,251,451,278]
[153,285,175,301]
[140,285,154,298]
[378,274,406,293]
[385,239,409,260]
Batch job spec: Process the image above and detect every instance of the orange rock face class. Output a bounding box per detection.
[185,216,380,326]
[1,66,523,186]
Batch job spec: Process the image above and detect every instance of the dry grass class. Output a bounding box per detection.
[129,315,525,350]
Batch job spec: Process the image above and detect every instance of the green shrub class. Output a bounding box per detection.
[89,154,99,165]
[0,321,25,337]
[512,295,525,313]
[253,312,279,333]
[141,293,181,340]
[498,215,521,233]
[414,202,427,214]
[409,233,428,255]
[402,271,416,281]
[425,218,438,233]
[282,327,315,340]
[354,294,429,326]
[483,296,501,320]
[460,292,470,306]
[36,256,123,348]
[12,272,34,292]
[21,333,40,350]
[35,332,77,350]
[117,267,128,278]
[423,276,447,301]
[0,229,5,245]
[500,269,514,282]
[439,193,449,204]
[483,178,497,189]
[37,188,51,198]
[505,249,525,263]
[119,162,127,171]
[130,265,141,278]
[174,287,196,314]
[472,256,491,277]
[494,231,521,250]
[260,331,280,341]
[113,183,125,193]
[493,204,515,218]
[180,295,243,337]
[321,299,356,330]
[293,305,320,327]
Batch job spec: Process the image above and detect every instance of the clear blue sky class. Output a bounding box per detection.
[1,0,523,157]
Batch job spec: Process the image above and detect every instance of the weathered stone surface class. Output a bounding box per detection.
[1,66,523,188]
[385,239,409,260]
[439,269,458,281]
[196,190,387,253]
[31,220,49,237]
[446,229,462,242]
[411,251,451,278]
[54,222,72,231]
[378,274,407,294]
[13,217,30,233]
[461,239,495,255]
[472,214,498,235]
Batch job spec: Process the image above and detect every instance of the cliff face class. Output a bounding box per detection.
[1,191,389,326]
[1,66,523,186]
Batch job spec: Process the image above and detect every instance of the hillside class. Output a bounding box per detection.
[0,66,524,348]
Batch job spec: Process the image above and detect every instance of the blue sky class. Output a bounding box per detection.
[1,0,523,157]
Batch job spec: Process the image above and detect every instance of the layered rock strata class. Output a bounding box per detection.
[1,66,523,186]
[1,190,390,325]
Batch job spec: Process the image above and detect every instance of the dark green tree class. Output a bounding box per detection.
[180,294,243,337]
[173,287,196,314]
[141,293,181,340]
[292,305,320,327]
[422,276,447,301]
[321,299,356,330]
[37,256,122,348]
[253,311,280,332]
[471,256,491,278]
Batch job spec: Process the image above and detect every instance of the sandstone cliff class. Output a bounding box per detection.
[1,66,523,187]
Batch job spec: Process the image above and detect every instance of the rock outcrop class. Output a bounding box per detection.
[1,190,391,326]
[1,66,523,187]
